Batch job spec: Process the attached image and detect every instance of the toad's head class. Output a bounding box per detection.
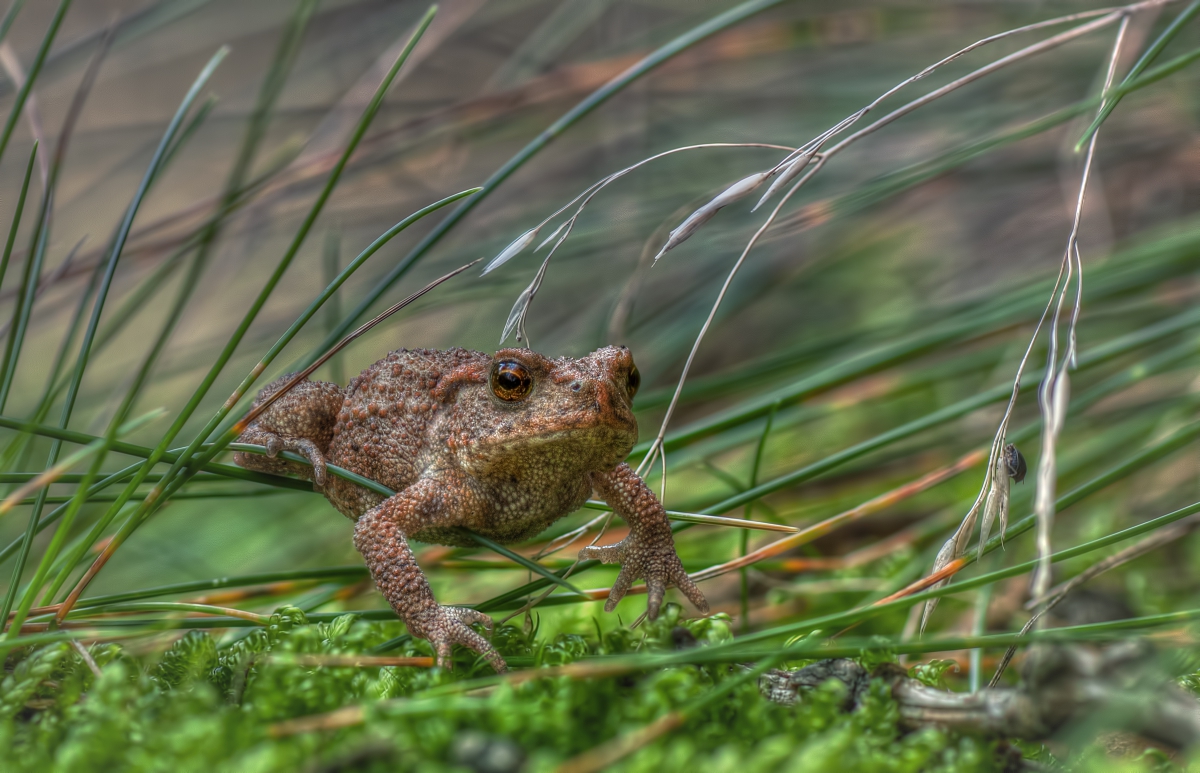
[442,345,641,472]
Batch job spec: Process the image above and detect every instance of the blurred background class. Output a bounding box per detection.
[1,0,1198,655]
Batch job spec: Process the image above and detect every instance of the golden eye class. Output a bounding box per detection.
[627,364,640,400]
[491,360,532,402]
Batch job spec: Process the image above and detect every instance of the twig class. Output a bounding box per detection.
[70,638,102,678]
[988,513,1200,687]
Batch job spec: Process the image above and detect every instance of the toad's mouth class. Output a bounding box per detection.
[486,404,637,452]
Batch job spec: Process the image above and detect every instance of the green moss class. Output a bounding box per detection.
[0,604,1013,773]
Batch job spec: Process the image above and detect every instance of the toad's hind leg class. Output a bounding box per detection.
[232,375,343,487]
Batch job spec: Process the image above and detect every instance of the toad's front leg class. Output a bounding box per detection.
[579,462,709,620]
[353,477,505,672]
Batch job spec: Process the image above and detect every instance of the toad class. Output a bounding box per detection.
[233,346,708,671]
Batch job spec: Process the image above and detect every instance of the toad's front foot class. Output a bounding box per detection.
[579,536,709,620]
[406,604,507,672]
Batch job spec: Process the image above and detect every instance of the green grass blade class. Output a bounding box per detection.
[107,0,318,431]
[0,0,69,165]
[0,0,27,47]
[60,566,368,611]
[1076,0,1200,149]
[0,142,36,298]
[321,230,344,385]
[0,46,230,622]
[54,8,441,614]
[211,186,480,437]
[466,532,588,598]
[0,417,311,489]
[4,409,163,636]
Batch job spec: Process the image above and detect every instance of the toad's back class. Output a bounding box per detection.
[323,347,488,520]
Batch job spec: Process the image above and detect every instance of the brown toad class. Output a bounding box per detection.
[233,346,708,671]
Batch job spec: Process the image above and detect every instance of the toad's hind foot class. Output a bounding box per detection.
[234,429,333,488]
[232,375,342,487]
[407,605,507,672]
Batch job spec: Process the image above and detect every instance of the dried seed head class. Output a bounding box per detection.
[753,152,812,212]
[920,534,961,633]
[653,171,772,264]
[482,227,538,275]
[978,453,1012,559]
[536,220,569,251]
[500,256,551,345]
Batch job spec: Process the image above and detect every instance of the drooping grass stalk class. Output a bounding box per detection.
[0,48,230,623]
[53,9,441,621]
[1028,13,1129,603]
[502,7,1151,351]
[307,0,801,362]
[639,5,1200,484]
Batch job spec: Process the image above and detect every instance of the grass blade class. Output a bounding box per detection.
[0,0,69,166]
[1076,0,1200,149]
[52,8,445,621]
[0,46,230,622]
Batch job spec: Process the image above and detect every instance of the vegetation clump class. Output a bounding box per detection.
[3,605,1007,773]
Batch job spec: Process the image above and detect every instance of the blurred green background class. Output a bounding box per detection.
[2,0,1200,768]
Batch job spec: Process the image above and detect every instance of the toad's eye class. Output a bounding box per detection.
[490,360,532,402]
[627,364,640,400]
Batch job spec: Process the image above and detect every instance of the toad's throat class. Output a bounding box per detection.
[464,425,634,474]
